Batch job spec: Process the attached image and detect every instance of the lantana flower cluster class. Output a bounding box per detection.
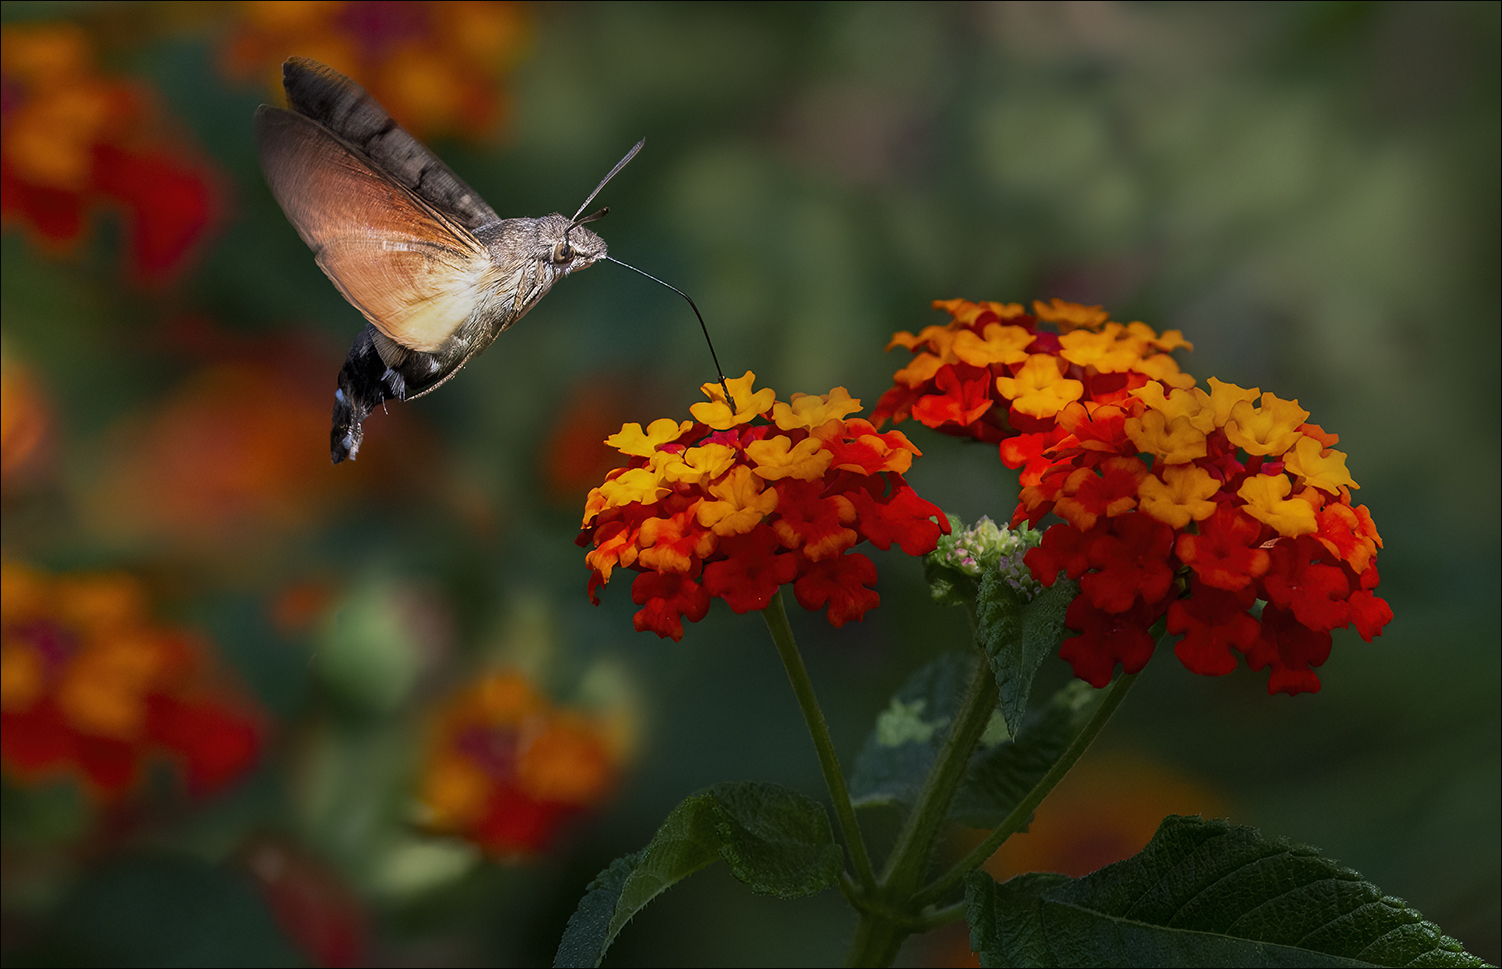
[579,372,949,640]
[878,299,1391,695]
[416,670,620,856]
[0,561,261,798]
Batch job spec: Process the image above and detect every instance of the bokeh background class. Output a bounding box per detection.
[2,3,1497,966]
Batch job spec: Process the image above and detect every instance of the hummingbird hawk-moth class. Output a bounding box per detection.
[254,57,643,463]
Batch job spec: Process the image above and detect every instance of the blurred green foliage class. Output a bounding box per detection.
[1,3,1496,966]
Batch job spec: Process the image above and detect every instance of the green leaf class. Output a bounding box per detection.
[980,575,1078,737]
[553,782,842,968]
[965,815,1488,968]
[948,679,1099,828]
[849,652,970,810]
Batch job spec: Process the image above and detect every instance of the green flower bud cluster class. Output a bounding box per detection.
[925,515,1043,607]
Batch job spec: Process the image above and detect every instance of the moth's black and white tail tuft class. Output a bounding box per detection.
[330,327,392,463]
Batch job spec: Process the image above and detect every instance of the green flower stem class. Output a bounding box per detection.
[918,901,967,930]
[911,669,1139,910]
[844,912,909,968]
[762,591,877,893]
[843,650,999,967]
[878,650,999,895]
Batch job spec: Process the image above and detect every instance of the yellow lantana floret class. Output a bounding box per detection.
[1059,323,1149,373]
[1130,383,1216,434]
[595,466,669,510]
[637,511,716,574]
[1196,378,1260,430]
[690,372,776,429]
[606,418,692,457]
[1238,473,1317,537]
[996,355,1084,419]
[1284,435,1358,494]
[887,323,958,354]
[892,353,945,388]
[932,299,1026,327]
[746,435,833,481]
[695,465,779,536]
[1124,409,1207,465]
[1138,464,1220,529]
[1224,393,1309,457]
[1033,299,1108,332]
[660,443,737,485]
[772,387,863,430]
[1121,322,1194,354]
[951,323,1032,367]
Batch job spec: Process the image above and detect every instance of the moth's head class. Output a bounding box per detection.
[537,213,606,277]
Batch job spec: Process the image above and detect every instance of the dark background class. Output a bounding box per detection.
[2,3,1497,966]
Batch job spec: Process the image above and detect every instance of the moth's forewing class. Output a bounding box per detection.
[278,56,499,232]
[254,106,495,354]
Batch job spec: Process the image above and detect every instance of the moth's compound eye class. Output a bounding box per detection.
[553,242,574,264]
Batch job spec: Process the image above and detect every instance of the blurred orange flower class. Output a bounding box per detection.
[0,23,219,283]
[0,560,262,799]
[542,380,653,507]
[82,344,428,556]
[925,754,1225,967]
[983,753,1225,881]
[1,352,51,492]
[416,670,623,857]
[223,1,531,140]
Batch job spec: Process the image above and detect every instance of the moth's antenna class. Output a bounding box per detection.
[571,139,644,224]
[605,255,732,403]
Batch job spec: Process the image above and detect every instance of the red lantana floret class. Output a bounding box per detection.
[881,299,1391,695]
[579,373,949,639]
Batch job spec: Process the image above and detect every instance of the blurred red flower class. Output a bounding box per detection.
[416,670,623,857]
[543,380,646,507]
[1,23,219,283]
[0,560,262,799]
[223,1,531,140]
[0,352,51,493]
